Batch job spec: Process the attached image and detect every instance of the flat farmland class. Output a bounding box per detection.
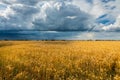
[0,41,120,80]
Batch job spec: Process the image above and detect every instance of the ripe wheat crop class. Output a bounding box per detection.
[0,41,120,80]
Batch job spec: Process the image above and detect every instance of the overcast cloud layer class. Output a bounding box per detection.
[0,0,120,31]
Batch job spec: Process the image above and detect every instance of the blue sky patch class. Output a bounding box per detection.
[0,4,7,10]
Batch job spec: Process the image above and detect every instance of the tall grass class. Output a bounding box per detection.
[0,41,120,80]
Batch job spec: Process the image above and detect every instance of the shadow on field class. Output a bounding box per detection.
[0,42,13,47]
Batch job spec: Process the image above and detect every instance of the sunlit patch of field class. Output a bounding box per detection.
[0,41,120,80]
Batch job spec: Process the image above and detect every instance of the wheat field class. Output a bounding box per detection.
[0,41,120,80]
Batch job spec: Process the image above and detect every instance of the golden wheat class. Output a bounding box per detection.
[0,41,120,80]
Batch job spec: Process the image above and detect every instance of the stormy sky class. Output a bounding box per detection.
[0,0,120,40]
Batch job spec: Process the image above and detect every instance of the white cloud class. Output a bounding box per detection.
[71,0,106,18]
[75,32,95,40]
[0,0,120,32]
[0,3,14,19]
[102,15,120,31]
[33,1,95,31]
[90,0,106,18]
[72,0,92,13]
[0,0,95,31]
[66,16,77,19]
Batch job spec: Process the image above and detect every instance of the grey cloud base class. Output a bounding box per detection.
[0,31,120,40]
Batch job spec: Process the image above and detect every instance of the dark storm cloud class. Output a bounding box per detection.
[0,0,95,31]
[2,0,118,31]
[32,2,95,31]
